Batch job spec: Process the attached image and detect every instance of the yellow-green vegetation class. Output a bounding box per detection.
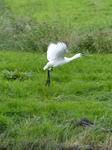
[5,0,112,29]
[0,0,112,149]
[1,0,112,53]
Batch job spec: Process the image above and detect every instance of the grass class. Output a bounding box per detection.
[0,0,112,149]
[0,51,112,149]
[0,0,112,53]
[5,0,112,29]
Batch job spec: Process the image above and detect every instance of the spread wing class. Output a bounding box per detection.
[47,42,67,61]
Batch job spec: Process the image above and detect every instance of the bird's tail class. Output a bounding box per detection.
[43,64,48,70]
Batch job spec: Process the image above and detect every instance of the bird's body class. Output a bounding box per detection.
[44,42,67,70]
[44,42,82,86]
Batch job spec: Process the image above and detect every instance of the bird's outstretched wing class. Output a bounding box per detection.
[47,42,67,61]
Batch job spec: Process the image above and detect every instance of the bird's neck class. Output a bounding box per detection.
[65,54,81,63]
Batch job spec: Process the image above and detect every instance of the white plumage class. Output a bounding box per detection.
[43,42,82,70]
[43,42,83,86]
[47,42,67,61]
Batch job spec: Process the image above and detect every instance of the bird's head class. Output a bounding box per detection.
[75,53,83,58]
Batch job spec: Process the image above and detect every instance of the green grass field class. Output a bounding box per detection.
[0,0,112,149]
[0,52,112,149]
[5,0,112,29]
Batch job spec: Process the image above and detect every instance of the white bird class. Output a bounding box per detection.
[43,42,83,86]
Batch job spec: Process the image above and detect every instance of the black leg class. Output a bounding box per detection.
[45,70,50,86]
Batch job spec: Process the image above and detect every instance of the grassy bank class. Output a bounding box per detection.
[5,0,112,29]
[0,0,112,53]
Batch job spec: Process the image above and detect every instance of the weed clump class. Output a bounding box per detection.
[2,69,34,81]
[71,33,112,54]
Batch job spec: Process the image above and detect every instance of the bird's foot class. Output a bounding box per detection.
[51,67,53,71]
[49,67,53,71]
[45,79,50,86]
